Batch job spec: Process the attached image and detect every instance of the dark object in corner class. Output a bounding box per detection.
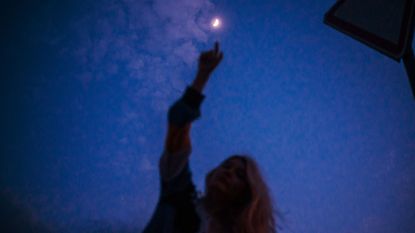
[324,0,415,99]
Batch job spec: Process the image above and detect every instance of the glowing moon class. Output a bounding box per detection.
[211,18,221,28]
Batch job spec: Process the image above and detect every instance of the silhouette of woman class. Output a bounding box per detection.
[142,42,278,233]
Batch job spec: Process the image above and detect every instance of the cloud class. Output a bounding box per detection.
[63,0,215,105]
[139,156,156,172]
[3,2,219,228]
[152,0,212,41]
[51,0,218,133]
[47,0,218,148]
[174,41,199,66]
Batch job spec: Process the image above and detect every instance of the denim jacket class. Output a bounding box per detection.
[142,86,206,233]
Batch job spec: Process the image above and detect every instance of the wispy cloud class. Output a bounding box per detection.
[44,0,219,145]
[139,156,156,172]
[63,0,215,104]
[30,1,217,228]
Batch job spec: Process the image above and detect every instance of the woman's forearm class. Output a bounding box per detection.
[164,71,207,154]
[191,70,210,93]
[165,123,191,154]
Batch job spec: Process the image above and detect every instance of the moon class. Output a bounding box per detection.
[211,18,221,28]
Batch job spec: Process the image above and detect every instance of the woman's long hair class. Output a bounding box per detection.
[202,154,279,233]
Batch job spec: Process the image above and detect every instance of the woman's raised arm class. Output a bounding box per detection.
[163,41,223,155]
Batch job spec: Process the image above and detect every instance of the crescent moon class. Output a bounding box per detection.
[212,18,221,28]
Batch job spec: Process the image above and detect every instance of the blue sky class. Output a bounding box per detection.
[1,0,415,232]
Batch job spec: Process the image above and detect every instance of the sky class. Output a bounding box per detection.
[1,0,415,232]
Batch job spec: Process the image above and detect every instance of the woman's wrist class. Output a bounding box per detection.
[191,79,205,93]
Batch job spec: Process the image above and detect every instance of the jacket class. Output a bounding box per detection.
[142,85,206,233]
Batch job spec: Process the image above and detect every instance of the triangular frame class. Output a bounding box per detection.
[324,0,415,62]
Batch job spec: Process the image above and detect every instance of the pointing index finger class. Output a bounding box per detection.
[214,41,219,54]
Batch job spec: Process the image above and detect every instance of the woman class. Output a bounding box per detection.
[143,42,278,233]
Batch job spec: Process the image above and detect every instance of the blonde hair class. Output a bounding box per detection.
[202,155,279,233]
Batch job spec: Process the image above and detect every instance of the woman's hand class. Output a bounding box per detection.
[198,41,223,75]
[192,41,223,92]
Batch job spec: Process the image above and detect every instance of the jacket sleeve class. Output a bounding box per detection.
[141,85,204,233]
[159,150,197,203]
[159,148,192,183]
[162,85,205,181]
[159,150,200,233]
[142,149,200,233]
[168,85,205,127]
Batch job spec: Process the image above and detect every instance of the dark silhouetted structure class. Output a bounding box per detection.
[324,0,415,99]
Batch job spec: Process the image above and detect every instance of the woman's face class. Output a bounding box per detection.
[205,157,249,202]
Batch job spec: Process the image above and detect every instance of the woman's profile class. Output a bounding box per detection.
[142,42,278,233]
